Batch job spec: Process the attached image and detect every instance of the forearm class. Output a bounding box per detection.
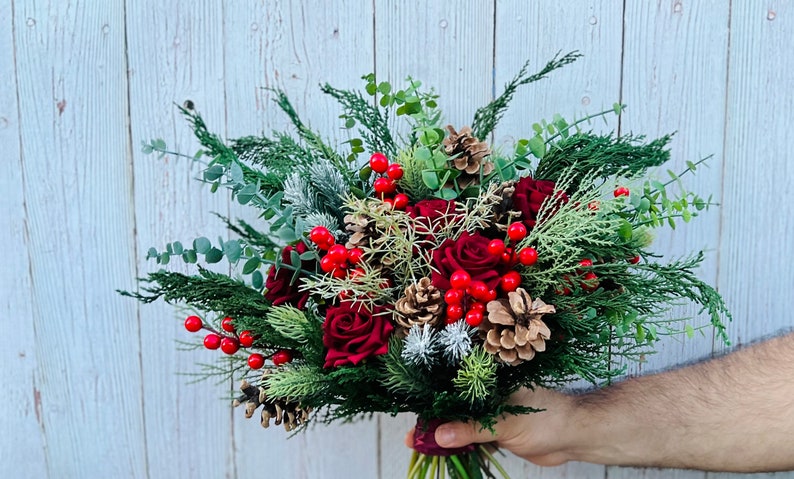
[569,332,794,472]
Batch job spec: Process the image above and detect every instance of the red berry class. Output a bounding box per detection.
[184,315,203,332]
[507,222,528,242]
[320,255,337,273]
[309,226,331,245]
[469,281,490,302]
[373,177,396,195]
[369,152,389,174]
[588,201,600,211]
[629,255,641,264]
[469,301,485,313]
[581,272,599,292]
[203,333,221,350]
[579,258,593,268]
[338,290,353,301]
[386,163,404,180]
[446,304,464,321]
[239,330,255,348]
[501,247,516,265]
[272,350,293,366]
[383,198,395,208]
[349,267,366,279]
[449,270,472,290]
[485,289,497,302]
[247,353,265,370]
[614,186,630,197]
[393,193,409,210]
[221,316,235,333]
[518,248,538,266]
[465,310,484,327]
[327,244,348,263]
[487,239,506,257]
[445,289,464,305]
[347,248,364,264]
[332,268,347,279]
[220,337,239,355]
[500,271,522,292]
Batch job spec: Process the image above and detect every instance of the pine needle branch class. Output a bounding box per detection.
[321,83,398,158]
[471,51,582,140]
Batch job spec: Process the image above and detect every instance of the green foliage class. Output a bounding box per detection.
[535,132,672,191]
[230,133,316,195]
[472,51,582,140]
[453,346,497,406]
[321,83,397,158]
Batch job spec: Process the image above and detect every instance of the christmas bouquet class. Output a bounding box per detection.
[124,52,730,479]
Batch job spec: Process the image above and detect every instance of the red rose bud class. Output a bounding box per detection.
[322,302,393,368]
[512,177,568,228]
[264,242,313,309]
[369,152,389,173]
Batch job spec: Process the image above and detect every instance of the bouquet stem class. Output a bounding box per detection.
[406,447,510,479]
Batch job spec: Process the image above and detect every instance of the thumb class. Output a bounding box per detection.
[435,421,498,448]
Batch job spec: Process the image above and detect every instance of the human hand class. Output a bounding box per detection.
[404,388,580,467]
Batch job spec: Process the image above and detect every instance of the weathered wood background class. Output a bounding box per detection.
[2,1,792,478]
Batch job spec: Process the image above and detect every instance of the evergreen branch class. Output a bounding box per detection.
[121,268,270,313]
[321,83,398,157]
[535,133,672,191]
[230,133,316,195]
[453,346,497,406]
[471,51,582,140]
[213,213,279,250]
[270,89,355,181]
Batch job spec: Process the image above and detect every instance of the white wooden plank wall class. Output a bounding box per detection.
[2,1,792,478]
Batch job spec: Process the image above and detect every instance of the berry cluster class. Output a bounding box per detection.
[183,315,293,369]
[309,226,365,279]
[370,152,409,210]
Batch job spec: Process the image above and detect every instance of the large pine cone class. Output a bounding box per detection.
[233,379,310,431]
[394,277,445,330]
[443,125,494,187]
[481,288,555,365]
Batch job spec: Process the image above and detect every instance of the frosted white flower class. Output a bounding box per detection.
[401,324,440,369]
[438,321,476,365]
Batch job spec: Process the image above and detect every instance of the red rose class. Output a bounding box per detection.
[323,302,393,368]
[406,199,459,236]
[264,242,312,309]
[431,231,506,291]
[512,177,568,228]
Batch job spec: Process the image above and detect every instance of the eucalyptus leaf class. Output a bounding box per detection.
[193,237,211,254]
[205,248,223,264]
[242,257,260,275]
[252,270,264,289]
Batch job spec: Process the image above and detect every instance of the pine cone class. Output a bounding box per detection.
[344,212,375,249]
[481,288,555,365]
[233,379,310,432]
[443,125,494,187]
[491,180,520,228]
[394,277,445,331]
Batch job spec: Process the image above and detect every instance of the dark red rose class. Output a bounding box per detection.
[264,241,312,309]
[406,199,459,236]
[512,177,568,228]
[413,418,476,456]
[431,231,506,291]
[323,301,393,368]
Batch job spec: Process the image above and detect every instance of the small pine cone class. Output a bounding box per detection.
[344,212,375,249]
[394,277,445,331]
[233,379,311,432]
[491,180,521,228]
[443,125,494,187]
[481,288,555,365]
